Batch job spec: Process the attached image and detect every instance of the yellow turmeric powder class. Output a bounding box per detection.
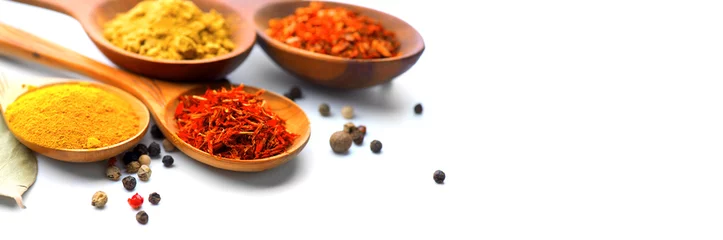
[5,83,140,150]
[103,0,235,60]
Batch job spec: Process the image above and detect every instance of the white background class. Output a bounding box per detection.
[1,0,722,239]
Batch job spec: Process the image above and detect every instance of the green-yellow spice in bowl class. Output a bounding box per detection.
[102,0,235,60]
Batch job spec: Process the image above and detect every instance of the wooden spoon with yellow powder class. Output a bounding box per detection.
[0,79,150,162]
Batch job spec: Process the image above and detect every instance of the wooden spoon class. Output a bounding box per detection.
[0,78,150,163]
[11,0,256,82]
[0,23,311,172]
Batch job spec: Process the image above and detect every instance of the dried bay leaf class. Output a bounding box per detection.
[0,114,37,208]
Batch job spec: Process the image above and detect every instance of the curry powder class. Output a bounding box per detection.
[5,83,140,149]
[102,0,235,60]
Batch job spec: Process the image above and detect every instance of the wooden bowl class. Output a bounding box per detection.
[253,1,425,89]
[14,0,257,82]
[2,81,150,162]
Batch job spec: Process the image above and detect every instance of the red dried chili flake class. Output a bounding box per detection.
[174,85,299,160]
[266,1,401,59]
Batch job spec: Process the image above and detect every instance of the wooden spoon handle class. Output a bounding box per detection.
[11,0,94,18]
[0,23,166,115]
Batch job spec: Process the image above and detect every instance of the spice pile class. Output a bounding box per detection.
[103,0,235,60]
[174,85,298,159]
[5,83,140,149]
[266,1,400,59]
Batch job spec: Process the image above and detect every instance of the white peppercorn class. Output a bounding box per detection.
[137,165,152,181]
[139,154,151,166]
[105,166,121,181]
[341,106,354,119]
[126,161,141,173]
[91,191,108,208]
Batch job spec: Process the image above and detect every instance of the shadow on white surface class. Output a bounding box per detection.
[183,153,302,189]
[0,196,18,209]
[235,60,410,112]
[39,156,108,181]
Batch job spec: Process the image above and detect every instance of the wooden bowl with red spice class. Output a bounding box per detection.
[254,1,425,89]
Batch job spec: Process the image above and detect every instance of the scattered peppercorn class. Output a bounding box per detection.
[283,92,295,101]
[414,103,423,114]
[341,106,354,119]
[289,86,302,99]
[370,140,382,153]
[352,130,364,145]
[330,131,352,153]
[148,142,161,157]
[343,122,356,134]
[128,193,144,209]
[122,151,140,165]
[122,176,137,190]
[357,125,367,135]
[137,165,152,181]
[162,139,175,152]
[106,166,121,181]
[136,211,149,225]
[150,124,164,139]
[139,154,151,166]
[108,156,117,166]
[126,161,141,173]
[133,143,149,156]
[149,192,161,205]
[318,103,331,117]
[91,191,108,208]
[433,170,445,184]
[162,155,174,167]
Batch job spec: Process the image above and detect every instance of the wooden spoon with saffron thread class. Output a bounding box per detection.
[0,23,311,172]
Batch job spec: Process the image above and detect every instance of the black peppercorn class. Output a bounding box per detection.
[150,124,164,139]
[318,103,331,117]
[351,129,364,145]
[133,144,149,156]
[149,192,161,205]
[357,125,367,135]
[414,103,423,114]
[122,176,136,190]
[370,140,382,153]
[289,86,302,99]
[283,92,295,101]
[122,151,140,165]
[433,170,445,184]
[148,142,161,157]
[162,155,174,167]
[136,211,149,225]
